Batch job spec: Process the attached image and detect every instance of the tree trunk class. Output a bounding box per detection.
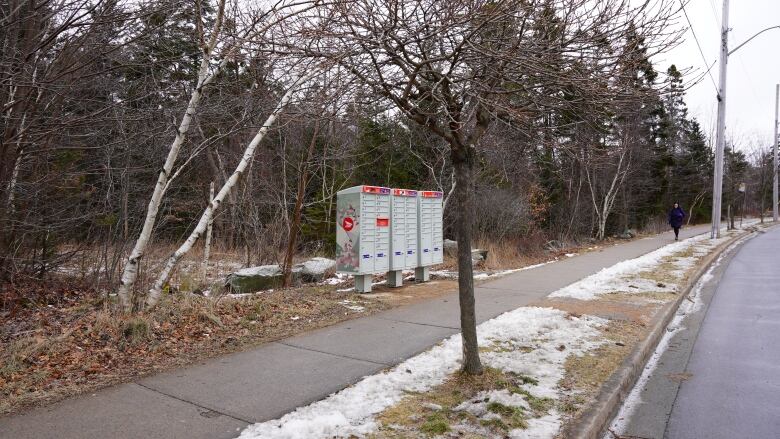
[145,73,312,309]
[202,181,215,278]
[452,148,483,375]
[116,58,213,311]
[116,0,228,311]
[122,169,129,240]
[282,121,320,288]
[596,215,607,241]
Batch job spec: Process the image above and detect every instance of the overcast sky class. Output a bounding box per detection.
[656,0,780,152]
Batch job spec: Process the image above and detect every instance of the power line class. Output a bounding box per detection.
[707,0,721,27]
[682,60,717,92]
[679,0,720,94]
[731,27,762,104]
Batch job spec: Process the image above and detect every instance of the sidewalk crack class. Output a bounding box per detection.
[274,341,392,367]
[135,382,254,424]
[374,316,460,330]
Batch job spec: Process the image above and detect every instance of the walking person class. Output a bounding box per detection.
[668,202,686,241]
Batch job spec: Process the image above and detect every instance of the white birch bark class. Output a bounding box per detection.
[5,151,22,214]
[144,73,313,309]
[116,0,228,311]
[584,146,630,240]
[202,181,215,277]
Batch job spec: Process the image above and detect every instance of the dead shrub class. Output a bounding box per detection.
[122,317,151,344]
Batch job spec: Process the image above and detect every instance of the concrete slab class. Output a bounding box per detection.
[375,287,548,328]
[281,316,458,365]
[0,383,247,439]
[138,342,384,423]
[479,261,603,292]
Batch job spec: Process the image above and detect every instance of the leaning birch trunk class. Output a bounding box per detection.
[145,74,311,309]
[116,0,227,311]
[201,181,215,279]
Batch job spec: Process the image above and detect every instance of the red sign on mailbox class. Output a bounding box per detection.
[342,217,354,231]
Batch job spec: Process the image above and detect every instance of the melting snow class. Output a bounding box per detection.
[238,225,759,439]
[549,233,734,301]
[339,300,366,312]
[605,234,751,438]
[237,307,606,439]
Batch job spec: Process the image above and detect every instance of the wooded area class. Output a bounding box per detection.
[1,0,773,375]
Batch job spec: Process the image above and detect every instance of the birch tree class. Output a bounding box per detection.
[145,70,319,309]
[116,0,316,311]
[116,0,229,311]
[583,141,632,240]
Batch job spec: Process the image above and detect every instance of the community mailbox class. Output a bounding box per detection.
[417,190,444,281]
[336,185,443,293]
[335,185,391,292]
[387,188,418,287]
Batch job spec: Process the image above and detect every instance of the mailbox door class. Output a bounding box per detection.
[359,193,377,274]
[404,195,418,268]
[390,194,406,270]
[419,196,433,266]
[432,196,443,264]
[374,193,391,272]
[336,192,360,273]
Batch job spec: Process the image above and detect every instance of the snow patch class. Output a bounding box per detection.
[339,300,366,312]
[517,412,563,439]
[238,307,606,439]
[605,233,752,438]
[323,272,349,285]
[550,233,734,300]
[226,289,273,299]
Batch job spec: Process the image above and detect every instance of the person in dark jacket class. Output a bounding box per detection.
[668,202,686,241]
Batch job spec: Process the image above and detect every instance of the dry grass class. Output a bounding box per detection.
[0,283,386,416]
[439,235,583,272]
[556,318,644,427]
[604,291,677,303]
[51,239,335,295]
[478,240,550,271]
[371,367,553,438]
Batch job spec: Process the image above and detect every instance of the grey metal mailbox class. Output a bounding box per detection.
[335,185,391,292]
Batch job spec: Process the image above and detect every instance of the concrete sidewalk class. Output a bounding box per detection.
[0,225,710,439]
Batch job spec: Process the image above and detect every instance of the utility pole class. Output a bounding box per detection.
[711,0,730,239]
[774,84,779,222]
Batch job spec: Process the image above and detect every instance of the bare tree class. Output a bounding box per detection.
[145,68,320,309]
[0,0,143,279]
[293,0,681,374]
[116,0,318,311]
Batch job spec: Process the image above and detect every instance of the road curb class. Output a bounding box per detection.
[563,228,759,439]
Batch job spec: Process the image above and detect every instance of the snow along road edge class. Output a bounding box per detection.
[561,228,761,439]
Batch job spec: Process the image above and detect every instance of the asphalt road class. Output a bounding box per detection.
[610,225,780,439]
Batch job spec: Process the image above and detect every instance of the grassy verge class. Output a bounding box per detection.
[371,367,554,438]
[0,284,385,416]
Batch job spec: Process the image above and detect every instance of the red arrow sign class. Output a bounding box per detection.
[342,217,354,231]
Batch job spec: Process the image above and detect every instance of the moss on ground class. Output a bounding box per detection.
[372,367,552,437]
